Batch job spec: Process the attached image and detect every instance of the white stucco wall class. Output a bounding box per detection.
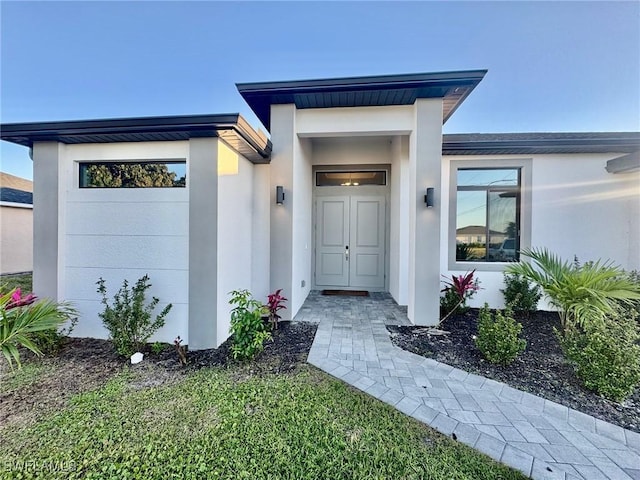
[216,141,261,346]
[311,137,392,165]
[290,137,313,315]
[0,204,33,274]
[441,153,640,310]
[62,141,190,343]
[389,136,410,305]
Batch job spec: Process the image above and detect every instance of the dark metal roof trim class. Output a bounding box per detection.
[1,114,272,163]
[443,132,640,155]
[237,70,487,131]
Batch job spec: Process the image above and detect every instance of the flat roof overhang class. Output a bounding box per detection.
[0,114,272,163]
[237,70,487,131]
[442,132,640,155]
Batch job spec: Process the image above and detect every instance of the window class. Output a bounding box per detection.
[79,161,186,188]
[455,168,521,263]
[316,171,386,187]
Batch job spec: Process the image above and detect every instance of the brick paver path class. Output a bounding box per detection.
[295,291,640,480]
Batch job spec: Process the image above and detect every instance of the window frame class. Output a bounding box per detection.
[78,159,187,189]
[315,170,387,187]
[448,158,532,272]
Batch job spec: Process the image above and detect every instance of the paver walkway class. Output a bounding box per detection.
[295,291,640,480]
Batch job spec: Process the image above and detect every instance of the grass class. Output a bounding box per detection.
[0,273,33,293]
[0,361,46,393]
[0,365,524,480]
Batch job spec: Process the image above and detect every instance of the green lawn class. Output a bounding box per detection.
[0,273,33,293]
[0,364,523,480]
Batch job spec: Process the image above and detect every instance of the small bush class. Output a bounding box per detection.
[28,316,77,355]
[229,289,271,360]
[559,308,640,402]
[501,273,541,316]
[96,275,172,357]
[475,304,526,365]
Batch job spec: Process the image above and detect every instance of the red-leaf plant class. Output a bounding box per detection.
[6,288,37,310]
[440,270,480,324]
[265,289,288,330]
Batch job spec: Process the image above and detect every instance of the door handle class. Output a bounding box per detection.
[345,245,349,261]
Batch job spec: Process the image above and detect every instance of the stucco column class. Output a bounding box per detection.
[269,104,295,318]
[31,142,64,300]
[408,99,443,325]
[188,137,219,349]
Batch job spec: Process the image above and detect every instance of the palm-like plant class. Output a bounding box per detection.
[506,248,640,332]
[0,288,77,369]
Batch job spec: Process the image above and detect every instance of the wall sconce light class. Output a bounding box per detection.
[425,187,435,207]
[276,186,285,205]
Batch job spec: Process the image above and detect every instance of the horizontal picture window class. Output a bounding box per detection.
[79,161,186,188]
[316,171,386,187]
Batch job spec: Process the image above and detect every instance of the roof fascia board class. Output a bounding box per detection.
[236,70,487,93]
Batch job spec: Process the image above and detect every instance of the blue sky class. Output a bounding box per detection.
[1,1,639,180]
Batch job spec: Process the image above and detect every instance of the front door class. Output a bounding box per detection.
[315,195,385,289]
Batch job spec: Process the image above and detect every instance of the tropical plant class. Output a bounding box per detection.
[501,273,542,316]
[265,289,288,330]
[0,287,77,369]
[440,270,480,322]
[229,289,271,360]
[505,248,640,333]
[96,275,172,357]
[475,304,526,365]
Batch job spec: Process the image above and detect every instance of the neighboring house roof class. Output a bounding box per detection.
[442,132,640,155]
[456,226,505,236]
[237,70,487,131]
[0,172,33,192]
[0,187,33,205]
[0,114,272,163]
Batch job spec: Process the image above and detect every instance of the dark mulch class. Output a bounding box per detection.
[0,321,317,429]
[387,310,640,433]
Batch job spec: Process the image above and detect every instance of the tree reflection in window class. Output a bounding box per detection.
[79,162,186,188]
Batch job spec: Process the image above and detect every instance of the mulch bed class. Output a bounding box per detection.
[0,321,317,430]
[387,310,640,433]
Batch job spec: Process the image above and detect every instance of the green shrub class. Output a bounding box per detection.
[440,288,465,316]
[475,304,526,365]
[96,275,172,357]
[501,273,541,316]
[229,289,271,360]
[559,308,640,402]
[28,318,77,355]
[0,287,77,369]
[506,248,640,333]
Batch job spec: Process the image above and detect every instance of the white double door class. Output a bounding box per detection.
[315,195,386,289]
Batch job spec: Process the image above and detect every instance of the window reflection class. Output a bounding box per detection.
[456,168,520,262]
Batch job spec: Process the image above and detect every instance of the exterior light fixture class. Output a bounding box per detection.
[425,187,435,207]
[276,186,285,205]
